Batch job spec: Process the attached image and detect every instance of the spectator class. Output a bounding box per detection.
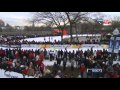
[71,59,75,71]
[22,66,29,78]
[39,62,45,75]
[80,63,86,78]
[63,58,67,71]
[27,62,34,76]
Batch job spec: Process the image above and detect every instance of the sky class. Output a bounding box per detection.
[0,12,120,26]
[0,12,33,26]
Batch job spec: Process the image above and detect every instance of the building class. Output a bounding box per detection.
[13,26,25,30]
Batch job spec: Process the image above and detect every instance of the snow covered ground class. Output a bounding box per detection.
[43,60,73,67]
[0,60,72,78]
[0,69,33,78]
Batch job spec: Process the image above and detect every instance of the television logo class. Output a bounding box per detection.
[87,68,102,73]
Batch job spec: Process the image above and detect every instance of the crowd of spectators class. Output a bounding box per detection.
[0,36,101,45]
[0,48,120,78]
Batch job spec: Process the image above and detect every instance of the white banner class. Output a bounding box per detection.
[29,44,39,48]
[21,44,39,48]
[81,44,101,48]
[1,44,9,47]
[21,44,30,47]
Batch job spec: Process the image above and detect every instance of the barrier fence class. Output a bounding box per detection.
[0,44,109,49]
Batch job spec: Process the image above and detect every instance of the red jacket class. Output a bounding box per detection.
[22,69,29,75]
[80,65,85,73]
[15,53,19,59]
[29,53,34,59]
[8,60,12,65]
[111,74,119,78]
[40,63,45,71]
[39,53,44,60]
[0,50,2,55]
[36,59,42,66]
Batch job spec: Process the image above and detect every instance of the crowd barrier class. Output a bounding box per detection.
[0,44,21,48]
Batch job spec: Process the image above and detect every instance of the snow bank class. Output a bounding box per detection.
[0,69,33,78]
[43,60,75,67]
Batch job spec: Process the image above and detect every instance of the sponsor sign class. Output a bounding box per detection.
[29,44,39,48]
[21,44,39,48]
[39,44,51,48]
[1,44,9,47]
[81,44,101,48]
[101,44,109,49]
[10,45,21,48]
[114,37,120,53]
[108,37,114,52]
[72,45,79,48]
[21,44,30,47]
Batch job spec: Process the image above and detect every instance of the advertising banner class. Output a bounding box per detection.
[50,45,72,49]
[39,44,51,48]
[108,37,114,53]
[21,44,30,47]
[1,44,9,47]
[10,45,21,48]
[101,44,109,49]
[81,44,101,48]
[114,37,120,53]
[29,44,39,48]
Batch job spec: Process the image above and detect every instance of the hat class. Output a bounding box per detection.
[55,75,61,78]
[103,62,105,64]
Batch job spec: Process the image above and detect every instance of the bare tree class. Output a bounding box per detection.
[34,12,68,42]
[65,12,91,42]
[33,12,105,42]
[111,16,120,29]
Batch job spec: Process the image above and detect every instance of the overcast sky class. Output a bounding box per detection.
[0,12,120,26]
[0,12,32,26]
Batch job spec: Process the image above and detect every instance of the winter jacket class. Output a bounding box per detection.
[40,63,45,71]
[39,53,44,60]
[15,53,19,59]
[22,68,29,75]
[28,68,34,76]
[29,53,34,59]
[8,60,12,66]
[36,59,42,66]
[111,74,119,78]
[80,64,86,73]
